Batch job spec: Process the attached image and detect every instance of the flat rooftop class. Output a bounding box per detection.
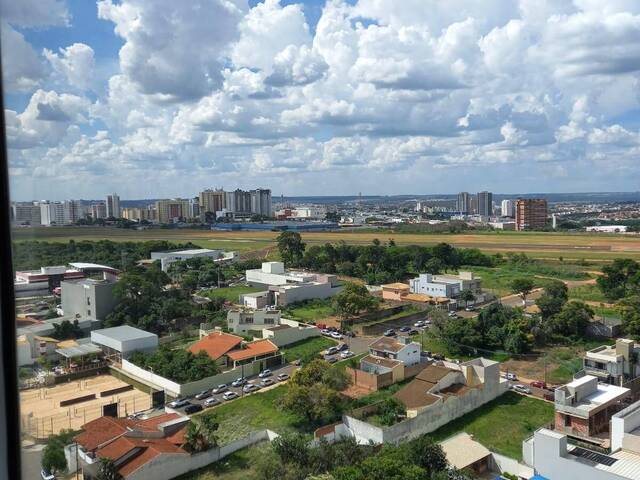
[170,249,219,255]
[91,325,157,342]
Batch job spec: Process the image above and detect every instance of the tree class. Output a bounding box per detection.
[284,382,340,424]
[42,439,67,475]
[332,282,378,320]
[536,280,568,320]
[459,289,476,304]
[322,366,351,391]
[184,415,219,453]
[409,436,448,478]
[377,397,405,426]
[277,231,306,266]
[273,432,312,467]
[96,458,123,480]
[597,258,640,301]
[51,319,82,340]
[618,296,640,338]
[548,301,594,337]
[510,278,536,306]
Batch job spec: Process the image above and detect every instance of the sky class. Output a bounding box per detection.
[3,0,640,201]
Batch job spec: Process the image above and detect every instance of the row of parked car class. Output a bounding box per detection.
[166,370,291,413]
[324,342,355,361]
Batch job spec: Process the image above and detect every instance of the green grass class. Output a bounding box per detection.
[175,442,268,480]
[204,285,264,303]
[412,332,510,363]
[280,336,336,363]
[283,299,335,322]
[429,392,554,459]
[547,358,583,384]
[568,284,608,303]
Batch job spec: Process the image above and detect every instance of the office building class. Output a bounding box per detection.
[188,197,200,218]
[90,202,107,220]
[155,199,191,223]
[409,272,482,299]
[150,248,239,271]
[251,188,272,217]
[516,198,548,230]
[63,200,84,224]
[477,191,493,216]
[199,189,226,215]
[225,189,253,215]
[11,202,41,225]
[61,278,117,321]
[40,201,65,226]
[456,192,471,214]
[106,193,120,218]
[501,199,515,217]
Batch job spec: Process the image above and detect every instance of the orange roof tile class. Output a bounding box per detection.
[188,331,243,360]
[135,413,180,431]
[226,339,279,362]
[74,417,135,451]
[382,283,410,290]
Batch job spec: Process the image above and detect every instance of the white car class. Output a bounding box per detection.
[512,384,531,394]
[330,331,343,340]
[340,351,354,359]
[203,397,220,407]
[41,470,55,480]
[231,377,247,387]
[414,320,425,327]
[168,398,189,408]
[222,391,239,401]
[321,329,332,336]
[258,369,272,378]
[502,372,518,381]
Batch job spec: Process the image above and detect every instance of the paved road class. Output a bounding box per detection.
[21,442,44,480]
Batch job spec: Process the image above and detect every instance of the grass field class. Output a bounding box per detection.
[429,391,554,459]
[280,336,336,363]
[12,226,640,261]
[204,285,264,302]
[282,299,335,322]
[568,284,608,303]
[177,442,268,480]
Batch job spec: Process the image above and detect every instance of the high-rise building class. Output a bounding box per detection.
[251,188,272,217]
[91,203,107,220]
[156,199,191,223]
[189,197,200,218]
[106,193,120,218]
[11,202,41,225]
[456,192,471,213]
[225,189,252,214]
[63,200,84,224]
[40,201,65,226]
[516,199,548,231]
[477,191,493,216]
[501,199,515,217]
[199,189,226,214]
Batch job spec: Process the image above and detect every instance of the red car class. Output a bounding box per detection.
[530,380,547,389]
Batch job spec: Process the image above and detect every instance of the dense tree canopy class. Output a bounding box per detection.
[597,258,640,301]
[332,282,379,319]
[536,280,569,320]
[129,346,220,383]
[277,231,306,267]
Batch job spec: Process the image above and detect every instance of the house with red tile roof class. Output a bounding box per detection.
[189,331,279,369]
[74,413,190,479]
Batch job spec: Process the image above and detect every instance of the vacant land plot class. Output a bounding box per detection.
[204,285,263,302]
[283,299,335,322]
[568,284,608,303]
[13,227,640,261]
[176,442,268,480]
[19,374,151,438]
[430,391,554,459]
[280,336,336,363]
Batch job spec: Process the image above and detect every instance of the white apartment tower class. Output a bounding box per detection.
[106,193,121,218]
[501,199,515,217]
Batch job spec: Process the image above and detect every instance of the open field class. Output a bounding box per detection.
[429,391,554,459]
[282,299,336,322]
[12,226,640,261]
[19,374,151,439]
[280,336,336,363]
[204,285,263,302]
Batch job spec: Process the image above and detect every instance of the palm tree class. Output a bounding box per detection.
[184,416,219,453]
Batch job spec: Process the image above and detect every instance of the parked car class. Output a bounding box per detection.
[338,343,349,351]
[331,331,343,340]
[168,398,189,408]
[340,351,355,359]
[277,373,290,382]
[204,397,220,407]
[512,384,531,395]
[506,372,517,381]
[41,470,55,480]
[465,306,475,312]
[321,329,332,336]
[326,346,339,355]
[258,369,272,378]
[344,331,356,337]
[383,329,396,337]
[127,412,145,420]
[408,329,419,335]
[223,391,239,401]
[399,326,411,333]
[260,378,275,387]
[231,377,247,387]
[184,404,203,414]
[243,384,260,394]
[212,384,228,394]
[327,357,338,364]
[195,390,211,400]
[432,354,445,361]
[448,311,457,318]
[530,380,547,389]
[414,320,425,327]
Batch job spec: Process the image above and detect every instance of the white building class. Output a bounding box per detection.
[90,325,158,360]
[227,308,281,335]
[150,248,239,272]
[501,199,515,217]
[366,336,421,368]
[583,339,640,386]
[246,261,317,287]
[586,225,628,233]
[409,272,481,299]
[40,201,65,226]
[525,399,640,480]
[106,193,121,218]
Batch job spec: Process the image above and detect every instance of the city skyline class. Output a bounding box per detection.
[5,0,640,199]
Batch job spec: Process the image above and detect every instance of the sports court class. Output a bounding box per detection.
[20,374,151,439]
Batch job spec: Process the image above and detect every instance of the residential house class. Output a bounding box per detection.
[524,399,640,480]
[583,339,640,386]
[188,331,280,369]
[367,336,421,367]
[227,308,281,335]
[554,375,630,440]
[409,271,482,299]
[380,282,450,307]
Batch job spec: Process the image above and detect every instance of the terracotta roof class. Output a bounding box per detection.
[415,365,456,383]
[226,339,278,362]
[188,331,243,360]
[403,293,432,303]
[135,413,181,431]
[369,337,405,353]
[96,436,188,477]
[382,283,410,290]
[74,417,135,451]
[361,354,403,369]
[394,380,440,409]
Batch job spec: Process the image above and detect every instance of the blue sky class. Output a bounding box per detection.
[4,0,640,201]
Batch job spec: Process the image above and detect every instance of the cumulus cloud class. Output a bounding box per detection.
[44,43,95,90]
